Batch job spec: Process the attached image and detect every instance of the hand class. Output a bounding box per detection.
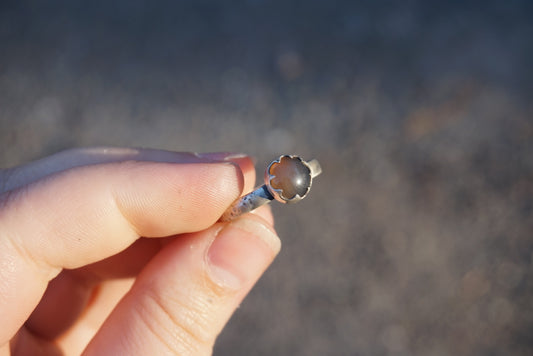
[0,147,281,355]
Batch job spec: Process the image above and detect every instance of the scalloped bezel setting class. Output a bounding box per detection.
[265,155,313,203]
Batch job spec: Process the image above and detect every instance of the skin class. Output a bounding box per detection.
[0,147,281,356]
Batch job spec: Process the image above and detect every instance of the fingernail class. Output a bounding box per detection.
[207,216,281,290]
[195,152,248,161]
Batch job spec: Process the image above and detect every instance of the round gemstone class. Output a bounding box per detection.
[268,156,311,201]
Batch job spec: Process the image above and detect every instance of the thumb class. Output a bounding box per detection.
[83,214,281,356]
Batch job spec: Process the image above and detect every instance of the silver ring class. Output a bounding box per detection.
[220,155,322,221]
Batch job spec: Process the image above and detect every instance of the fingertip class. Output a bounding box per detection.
[223,155,256,193]
[194,152,256,194]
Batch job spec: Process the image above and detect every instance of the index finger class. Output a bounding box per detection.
[1,147,255,192]
[0,158,246,345]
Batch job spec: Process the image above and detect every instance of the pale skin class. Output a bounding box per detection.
[0,147,281,355]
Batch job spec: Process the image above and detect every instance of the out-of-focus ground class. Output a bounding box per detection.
[1,1,533,354]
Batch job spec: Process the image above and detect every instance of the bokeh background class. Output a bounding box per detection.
[1,0,533,354]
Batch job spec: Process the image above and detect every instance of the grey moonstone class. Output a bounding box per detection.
[269,156,311,200]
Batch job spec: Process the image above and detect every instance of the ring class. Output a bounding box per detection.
[220,155,322,221]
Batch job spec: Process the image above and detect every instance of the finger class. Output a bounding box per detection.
[77,238,164,279]
[84,214,281,355]
[57,278,135,356]
[10,278,134,356]
[0,147,255,193]
[9,327,62,356]
[0,160,245,344]
[0,344,8,356]
[26,238,162,340]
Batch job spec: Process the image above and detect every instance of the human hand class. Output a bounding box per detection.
[0,147,281,355]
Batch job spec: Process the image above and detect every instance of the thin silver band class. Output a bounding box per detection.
[306,159,322,178]
[220,186,274,221]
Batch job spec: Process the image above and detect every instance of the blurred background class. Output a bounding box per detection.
[1,0,532,354]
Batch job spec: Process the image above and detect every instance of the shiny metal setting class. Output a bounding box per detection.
[220,155,322,221]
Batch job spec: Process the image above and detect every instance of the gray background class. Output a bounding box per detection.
[1,1,533,355]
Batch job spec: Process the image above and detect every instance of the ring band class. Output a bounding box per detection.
[220,155,322,221]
